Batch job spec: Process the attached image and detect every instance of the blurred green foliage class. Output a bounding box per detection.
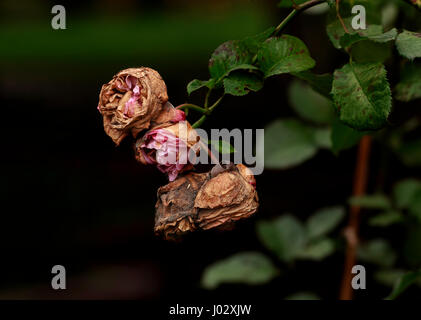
[0,6,271,71]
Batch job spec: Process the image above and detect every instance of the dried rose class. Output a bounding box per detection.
[134,121,199,181]
[98,67,169,145]
[154,172,209,239]
[194,163,258,230]
[154,164,259,240]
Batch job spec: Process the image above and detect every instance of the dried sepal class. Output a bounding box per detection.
[98,67,168,145]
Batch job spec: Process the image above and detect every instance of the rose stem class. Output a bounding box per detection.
[176,103,208,114]
[272,0,325,36]
[339,135,372,300]
[336,0,350,34]
[192,95,224,128]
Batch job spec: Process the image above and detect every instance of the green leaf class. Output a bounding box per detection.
[368,28,398,42]
[256,35,315,78]
[292,71,333,98]
[358,239,397,268]
[263,119,319,169]
[326,17,353,49]
[288,80,335,125]
[393,179,421,209]
[306,206,345,239]
[368,211,404,227]
[223,71,263,96]
[296,238,336,261]
[208,139,236,154]
[395,63,421,102]
[208,40,258,82]
[187,79,211,95]
[314,128,332,149]
[331,119,365,154]
[397,139,421,167]
[257,215,307,263]
[206,28,275,86]
[396,30,421,60]
[285,292,320,300]
[375,269,406,287]
[201,252,279,289]
[242,27,276,52]
[386,269,421,300]
[349,194,392,210]
[340,26,397,48]
[408,189,421,221]
[332,62,392,130]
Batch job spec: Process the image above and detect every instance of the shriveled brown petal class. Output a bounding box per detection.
[154,172,209,239]
[154,164,259,240]
[98,67,168,145]
[236,163,257,188]
[194,164,258,230]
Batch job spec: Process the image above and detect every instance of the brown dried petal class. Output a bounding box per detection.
[154,164,259,240]
[195,164,258,230]
[154,172,209,239]
[98,67,168,145]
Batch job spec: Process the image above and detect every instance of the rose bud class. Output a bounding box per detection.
[98,67,168,145]
[154,164,259,240]
[134,121,199,181]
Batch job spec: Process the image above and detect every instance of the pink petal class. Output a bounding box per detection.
[172,109,186,122]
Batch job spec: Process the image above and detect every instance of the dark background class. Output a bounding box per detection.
[0,0,419,300]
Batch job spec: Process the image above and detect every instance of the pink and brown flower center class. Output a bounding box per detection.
[115,75,142,118]
[140,128,190,181]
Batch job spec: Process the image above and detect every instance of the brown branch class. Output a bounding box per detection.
[339,135,372,300]
[336,0,350,34]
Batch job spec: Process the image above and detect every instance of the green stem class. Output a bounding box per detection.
[192,95,224,128]
[209,95,224,112]
[176,103,208,114]
[273,10,298,36]
[273,0,325,36]
[192,115,207,128]
[204,89,212,110]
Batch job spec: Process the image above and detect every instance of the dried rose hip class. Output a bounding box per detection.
[134,121,199,181]
[154,164,259,240]
[97,67,169,145]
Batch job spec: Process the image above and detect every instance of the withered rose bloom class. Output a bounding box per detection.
[98,67,169,145]
[154,164,259,240]
[134,121,199,181]
[154,172,209,239]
